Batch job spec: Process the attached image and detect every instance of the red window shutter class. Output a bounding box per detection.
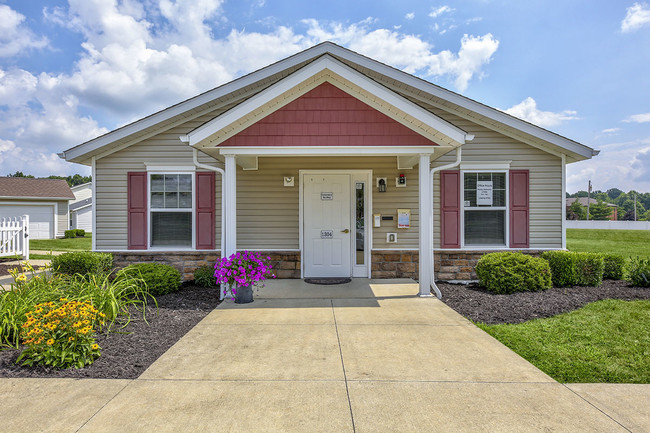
[509,170,529,248]
[195,171,216,250]
[440,170,461,248]
[127,172,147,250]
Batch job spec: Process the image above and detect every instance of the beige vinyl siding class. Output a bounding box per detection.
[237,156,419,250]
[56,200,69,237]
[95,111,224,250]
[430,109,562,249]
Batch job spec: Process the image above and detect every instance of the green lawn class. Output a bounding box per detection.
[566,229,650,258]
[30,233,92,252]
[478,299,650,383]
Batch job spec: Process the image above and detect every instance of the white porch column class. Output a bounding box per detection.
[418,153,433,297]
[224,155,237,258]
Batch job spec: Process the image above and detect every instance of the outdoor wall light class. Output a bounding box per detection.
[377,177,387,192]
[284,176,295,187]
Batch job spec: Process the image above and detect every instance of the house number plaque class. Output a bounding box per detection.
[321,192,333,200]
[320,230,333,239]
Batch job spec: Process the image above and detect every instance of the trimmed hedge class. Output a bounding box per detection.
[626,257,650,287]
[475,252,552,294]
[63,229,86,238]
[194,265,216,287]
[51,252,113,276]
[116,263,181,296]
[600,253,626,280]
[541,251,604,287]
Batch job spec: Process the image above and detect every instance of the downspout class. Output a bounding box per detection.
[192,148,227,300]
[429,147,463,299]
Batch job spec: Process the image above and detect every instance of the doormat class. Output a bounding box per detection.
[304,278,352,285]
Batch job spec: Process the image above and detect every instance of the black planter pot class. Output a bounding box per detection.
[234,285,254,304]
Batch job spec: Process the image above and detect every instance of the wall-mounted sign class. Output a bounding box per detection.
[321,192,333,200]
[320,230,333,239]
[397,209,411,228]
[477,181,493,205]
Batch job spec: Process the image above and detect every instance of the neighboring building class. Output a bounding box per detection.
[566,197,618,220]
[70,182,93,232]
[60,42,598,293]
[0,177,74,239]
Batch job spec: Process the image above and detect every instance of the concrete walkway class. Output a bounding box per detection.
[1,279,648,432]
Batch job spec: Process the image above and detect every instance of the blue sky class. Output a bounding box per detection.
[1,0,650,193]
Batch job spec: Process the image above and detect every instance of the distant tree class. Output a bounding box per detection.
[589,200,613,220]
[47,174,91,187]
[622,210,636,221]
[6,171,35,178]
[567,199,586,220]
[607,188,624,200]
[574,190,589,198]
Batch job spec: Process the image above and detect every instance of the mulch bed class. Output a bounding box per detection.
[439,279,650,325]
[0,265,15,277]
[0,285,220,379]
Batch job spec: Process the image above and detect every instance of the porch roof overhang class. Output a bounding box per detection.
[180,55,473,166]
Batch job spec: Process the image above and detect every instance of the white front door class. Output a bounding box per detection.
[303,174,351,277]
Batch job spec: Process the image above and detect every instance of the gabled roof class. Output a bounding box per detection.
[61,41,598,165]
[0,177,75,200]
[70,197,92,211]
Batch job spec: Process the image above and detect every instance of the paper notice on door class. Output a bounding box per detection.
[477,181,493,205]
[397,209,410,228]
[321,192,333,200]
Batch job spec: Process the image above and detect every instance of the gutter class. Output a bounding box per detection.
[192,148,227,300]
[429,147,463,299]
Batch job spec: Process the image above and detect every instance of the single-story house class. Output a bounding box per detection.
[566,197,618,220]
[60,42,598,296]
[0,177,74,239]
[70,182,93,232]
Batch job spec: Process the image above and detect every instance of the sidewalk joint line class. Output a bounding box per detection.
[332,299,356,433]
[562,384,633,433]
[75,380,133,433]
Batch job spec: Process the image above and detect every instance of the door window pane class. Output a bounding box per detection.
[355,182,364,265]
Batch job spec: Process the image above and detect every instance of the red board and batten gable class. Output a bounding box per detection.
[219,82,439,147]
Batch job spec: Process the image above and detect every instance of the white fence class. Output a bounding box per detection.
[0,215,29,259]
[566,220,650,231]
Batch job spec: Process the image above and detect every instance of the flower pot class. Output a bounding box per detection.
[234,285,254,304]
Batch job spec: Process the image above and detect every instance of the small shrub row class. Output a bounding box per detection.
[601,253,626,280]
[627,257,650,287]
[63,229,86,238]
[476,252,552,294]
[115,263,181,296]
[51,252,113,277]
[541,251,605,287]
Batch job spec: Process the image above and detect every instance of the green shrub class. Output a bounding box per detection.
[626,257,650,287]
[64,230,76,239]
[541,251,604,287]
[573,252,604,287]
[74,229,86,237]
[475,252,552,294]
[541,251,576,287]
[194,265,216,287]
[600,253,626,280]
[116,263,181,296]
[51,252,113,277]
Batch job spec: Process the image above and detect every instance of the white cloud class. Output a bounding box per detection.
[429,6,454,18]
[0,5,48,57]
[504,97,579,128]
[0,3,500,176]
[600,128,620,134]
[405,12,415,20]
[632,147,650,182]
[623,112,650,123]
[621,2,650,32]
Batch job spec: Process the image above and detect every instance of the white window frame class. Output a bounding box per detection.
[460,169,509,248]
[147,171,196,250]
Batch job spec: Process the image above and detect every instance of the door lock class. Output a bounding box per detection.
[341,229,350,233]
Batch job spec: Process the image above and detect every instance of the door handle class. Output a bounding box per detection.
[341,229,350,233]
